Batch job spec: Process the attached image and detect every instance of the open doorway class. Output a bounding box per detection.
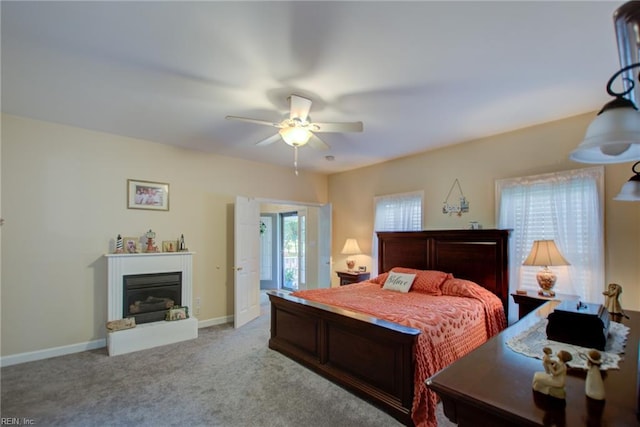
[258,210,303,291]
[235,197,330,328]
[258,201,330,292]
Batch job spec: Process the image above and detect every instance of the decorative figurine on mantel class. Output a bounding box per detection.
[581,349,605,401]
[115,234,124,254]
[532,348,573,399]
[178,234,187,252]
[145,229,158,253]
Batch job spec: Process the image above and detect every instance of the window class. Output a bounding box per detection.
[496,167,604,322]
[371,191,423,276]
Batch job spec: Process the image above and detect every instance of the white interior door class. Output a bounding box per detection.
[297,203,331,289]
[234,196,261,328]
[318,203,332,288]
[297,209,306,290]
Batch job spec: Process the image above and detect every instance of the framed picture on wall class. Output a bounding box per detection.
[127,179,169,211]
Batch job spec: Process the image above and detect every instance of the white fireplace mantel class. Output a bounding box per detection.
[104,252,197,355]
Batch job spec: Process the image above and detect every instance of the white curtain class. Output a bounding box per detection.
[496,167,604,317]
[371,191,423,276]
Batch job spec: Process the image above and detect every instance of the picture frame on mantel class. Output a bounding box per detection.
[127,179,169,211]
[123,236,139,254]
[162,240,177,252]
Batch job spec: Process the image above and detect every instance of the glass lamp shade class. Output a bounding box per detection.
[614,177,640,201]
[522,240,570,297]
[279,127,312,147]
[570,106,640,163]
[614,162,640,201]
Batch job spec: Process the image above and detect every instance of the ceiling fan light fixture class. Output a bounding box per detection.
[279,127,312,147]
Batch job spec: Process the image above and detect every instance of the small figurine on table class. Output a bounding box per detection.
[603,283,627,317]
[532,349,573,399]
[542,346,554,374]
[582,349,605,401]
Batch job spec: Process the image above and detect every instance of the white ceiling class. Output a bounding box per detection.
[1,1,628,174]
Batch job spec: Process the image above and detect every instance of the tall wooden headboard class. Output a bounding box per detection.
[377,229,510,318]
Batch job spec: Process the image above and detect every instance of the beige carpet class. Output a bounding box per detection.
[1,296,455,426]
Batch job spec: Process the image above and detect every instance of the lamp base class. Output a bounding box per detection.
[537,267,557,297]
[538,289,556,297]
[346,259,355,271]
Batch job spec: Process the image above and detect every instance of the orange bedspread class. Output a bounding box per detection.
[292,275,506,427]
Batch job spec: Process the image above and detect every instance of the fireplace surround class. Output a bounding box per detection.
[105,252,197,356]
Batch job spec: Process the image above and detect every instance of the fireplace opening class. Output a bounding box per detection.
[123,272,182,324]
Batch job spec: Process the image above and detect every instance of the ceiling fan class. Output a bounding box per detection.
[226,94,363,174]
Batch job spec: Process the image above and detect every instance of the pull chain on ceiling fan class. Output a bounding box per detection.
[226,94,363,174]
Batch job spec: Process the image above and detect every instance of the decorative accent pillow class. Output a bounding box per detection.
[382,272,416,293]
[370,272,389,286]
[441,277,484,299]
[390,267,451,295]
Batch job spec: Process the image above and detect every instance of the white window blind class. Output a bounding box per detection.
[371,191,423,276]
[496,167,604,323]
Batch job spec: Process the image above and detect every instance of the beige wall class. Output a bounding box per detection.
[1,114,328,357]
[329,112,640,313]
[2,111,639,359]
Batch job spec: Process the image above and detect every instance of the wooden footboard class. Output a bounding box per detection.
[268,291,420,426]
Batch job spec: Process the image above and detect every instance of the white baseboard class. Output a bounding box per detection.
[198,315,233,328]
[0,339,106,367]
[1,316,234,367]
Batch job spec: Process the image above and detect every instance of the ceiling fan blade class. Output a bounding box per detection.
[226,116,281,127]
[311,121,364,133]
[307,133,330,150]
[255,133,282,147]
[289,95,312,121]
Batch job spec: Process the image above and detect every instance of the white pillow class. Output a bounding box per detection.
[382,272,416,293]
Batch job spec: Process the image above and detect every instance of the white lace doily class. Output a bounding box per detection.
[506,318,630,370]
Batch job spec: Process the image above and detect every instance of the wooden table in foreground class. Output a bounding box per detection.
[427,301,639,427]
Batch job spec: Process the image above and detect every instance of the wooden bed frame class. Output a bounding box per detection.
[268,229,510,426]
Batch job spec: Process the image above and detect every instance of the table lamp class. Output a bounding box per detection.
[522,240,570,297]
[341,238,361,271]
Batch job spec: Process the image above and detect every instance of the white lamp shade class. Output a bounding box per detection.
[522,240,570,267]
[614,174,640,201]
[279,127,312,146]
[341,238,361,255]
[570,107,640,163]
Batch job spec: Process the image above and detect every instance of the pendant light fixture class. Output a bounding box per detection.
[614,161,640,201]
[571,1,640,164]
[570,63,640,163]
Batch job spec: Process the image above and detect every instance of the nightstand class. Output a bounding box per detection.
[511,290,580,320]
[336,270,370,286]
